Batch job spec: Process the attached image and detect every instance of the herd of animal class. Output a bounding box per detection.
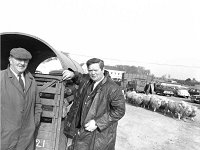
[125,91,198,121]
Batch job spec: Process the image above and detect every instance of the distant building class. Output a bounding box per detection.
[105,69,125,81]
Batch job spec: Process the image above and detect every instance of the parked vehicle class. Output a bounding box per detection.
[174,88,190,98]
[191,95,200,104]
[188,88,200,96]
[154,84,174,96]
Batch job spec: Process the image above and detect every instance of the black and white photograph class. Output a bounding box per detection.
[1,0,200,150]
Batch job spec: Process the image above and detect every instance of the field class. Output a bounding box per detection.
[116,96,200,150]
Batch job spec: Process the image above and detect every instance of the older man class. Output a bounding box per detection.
[1,48,42,150]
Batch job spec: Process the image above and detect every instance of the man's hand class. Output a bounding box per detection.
[62,70,74,80]
[84,120,97,132]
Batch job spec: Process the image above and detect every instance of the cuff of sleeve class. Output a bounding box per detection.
[95,120,104,132]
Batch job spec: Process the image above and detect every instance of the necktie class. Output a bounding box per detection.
[18,74,25,90]
[91,81,95,92]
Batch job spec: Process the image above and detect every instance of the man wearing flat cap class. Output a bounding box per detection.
[1,48,42,150]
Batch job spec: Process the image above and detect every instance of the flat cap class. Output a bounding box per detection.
[10,47,32,60]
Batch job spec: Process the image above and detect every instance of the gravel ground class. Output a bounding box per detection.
[115,96,200,150]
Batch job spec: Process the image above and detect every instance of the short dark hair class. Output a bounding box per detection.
[86,58,104,70]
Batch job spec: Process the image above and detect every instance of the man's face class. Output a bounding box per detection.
[88,63,104,82]
[9,57,29,74]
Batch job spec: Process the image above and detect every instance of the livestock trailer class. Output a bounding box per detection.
[122,73,153,93]
[1,32,84,150]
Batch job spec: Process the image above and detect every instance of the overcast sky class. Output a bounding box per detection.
[1,0,200,81]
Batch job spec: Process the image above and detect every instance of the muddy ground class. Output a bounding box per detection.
[116,96,200,150]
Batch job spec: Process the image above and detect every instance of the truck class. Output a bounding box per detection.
[122,73,152,93]
[125,79,146,93]
[1,32,84,150]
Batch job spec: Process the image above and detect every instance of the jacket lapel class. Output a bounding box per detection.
[84,89,101,124]
[7,68,25,95]
[83,77,108,124]
[24,72,33,94]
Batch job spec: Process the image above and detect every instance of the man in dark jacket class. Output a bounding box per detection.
[144,82,155,95]
[1,48,42,150]
[63,58,125,150]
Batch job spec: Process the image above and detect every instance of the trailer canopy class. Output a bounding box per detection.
[1,32,83,74]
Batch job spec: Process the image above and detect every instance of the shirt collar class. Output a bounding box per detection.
[93,76,104,90]
[9,67,24,78]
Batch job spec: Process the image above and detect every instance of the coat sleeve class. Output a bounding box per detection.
[67,69,88,85]
[95,87,126,131]
[34,85,42,127]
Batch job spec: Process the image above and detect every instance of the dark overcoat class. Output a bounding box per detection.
[1,68,42,150]
[64,71,125,150]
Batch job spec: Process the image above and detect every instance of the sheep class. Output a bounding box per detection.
[125,90,137,104]
[134,93,144,106]
[158,97,169,115]
[149,95,162,112]
[165,100,188,120]
[181,105,198,121]
[141,94,151,109]
[188,106,198,121]
[126,90,198,121]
